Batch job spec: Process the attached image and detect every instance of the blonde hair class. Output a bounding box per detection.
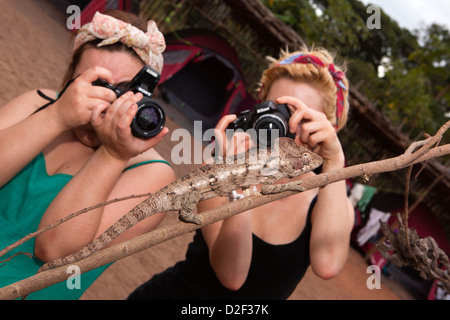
[258,47,349,131]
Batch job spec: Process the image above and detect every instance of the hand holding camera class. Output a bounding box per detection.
[45,67,117,130]
[86,66,167,160]
[227,100,295,147]
[275,95,344,169]
[92,65,166,139]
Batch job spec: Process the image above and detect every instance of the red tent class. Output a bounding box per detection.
[159,29,256,130]
[79,0,134,27]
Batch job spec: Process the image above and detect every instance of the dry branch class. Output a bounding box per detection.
[378,216,450,292]
[1,121,449,300]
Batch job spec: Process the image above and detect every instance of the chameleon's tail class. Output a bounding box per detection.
[39,195,162,272]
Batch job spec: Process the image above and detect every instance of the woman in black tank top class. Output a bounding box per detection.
[129,198,316,300]
[128,48,354,300]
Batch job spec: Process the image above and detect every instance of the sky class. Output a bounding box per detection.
[360,0,450,32]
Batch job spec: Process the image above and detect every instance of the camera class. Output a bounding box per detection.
[93,66,165,139]
[227,101,295,147]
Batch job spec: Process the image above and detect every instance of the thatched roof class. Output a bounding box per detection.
[140,0,449,238]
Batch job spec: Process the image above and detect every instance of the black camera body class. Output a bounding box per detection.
[228,100,295,146]
[93,66,165,139]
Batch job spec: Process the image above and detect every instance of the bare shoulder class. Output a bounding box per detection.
[127,147,172,168]
[0,89,57,129]
[124,147,175,188]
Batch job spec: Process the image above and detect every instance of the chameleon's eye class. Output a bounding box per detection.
[301,153,310,165]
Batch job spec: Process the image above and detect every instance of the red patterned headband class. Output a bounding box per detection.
[277,53,347,129]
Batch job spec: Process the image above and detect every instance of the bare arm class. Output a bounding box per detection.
[35,146,174,261]
[309,158,354,279]
[279,95,354,279]
[34,78,171,261]
[197,115,255,290]
[198,197,253,291]
[0,67,117,187]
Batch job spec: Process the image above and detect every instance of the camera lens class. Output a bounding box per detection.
[253,113,288,147]
[137,107,160,131]
[131,98,165,139]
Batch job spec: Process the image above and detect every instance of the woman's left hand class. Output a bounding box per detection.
[275,96,345,171]
[90,91,168,161]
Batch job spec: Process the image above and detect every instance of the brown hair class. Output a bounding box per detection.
[258,48,349,131]
[61,10,147,88]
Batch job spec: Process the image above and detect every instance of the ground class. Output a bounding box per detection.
[0,0,412,300]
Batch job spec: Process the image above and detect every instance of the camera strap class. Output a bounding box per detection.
[33,78,75,114]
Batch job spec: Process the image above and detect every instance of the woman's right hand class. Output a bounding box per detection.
[51,67,117,130]
[213,114,256,159]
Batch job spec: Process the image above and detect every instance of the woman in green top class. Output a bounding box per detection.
[0,10,174,299]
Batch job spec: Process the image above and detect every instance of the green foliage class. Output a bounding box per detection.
[381,59,434,137]
[410,24,450,124]
[262,0,449,142]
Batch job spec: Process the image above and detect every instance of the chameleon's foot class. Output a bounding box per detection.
[242,186,260,197]
[179,212,203,225]
[178,191,202,224]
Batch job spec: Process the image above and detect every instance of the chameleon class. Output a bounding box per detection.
[40,137,322,271]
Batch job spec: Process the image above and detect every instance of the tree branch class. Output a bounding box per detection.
[1,121,449,300]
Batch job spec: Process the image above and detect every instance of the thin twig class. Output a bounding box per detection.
[402,166,416,262]
[0,252,33,266]
[0,193,152,259]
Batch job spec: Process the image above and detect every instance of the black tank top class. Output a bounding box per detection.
[128,198,316,300]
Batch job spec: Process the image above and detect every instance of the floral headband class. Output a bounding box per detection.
[277,53,347,129]
[74,12,166,73]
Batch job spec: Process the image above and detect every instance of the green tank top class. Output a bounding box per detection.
[0,153,170,299]
[0,153,109,299]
